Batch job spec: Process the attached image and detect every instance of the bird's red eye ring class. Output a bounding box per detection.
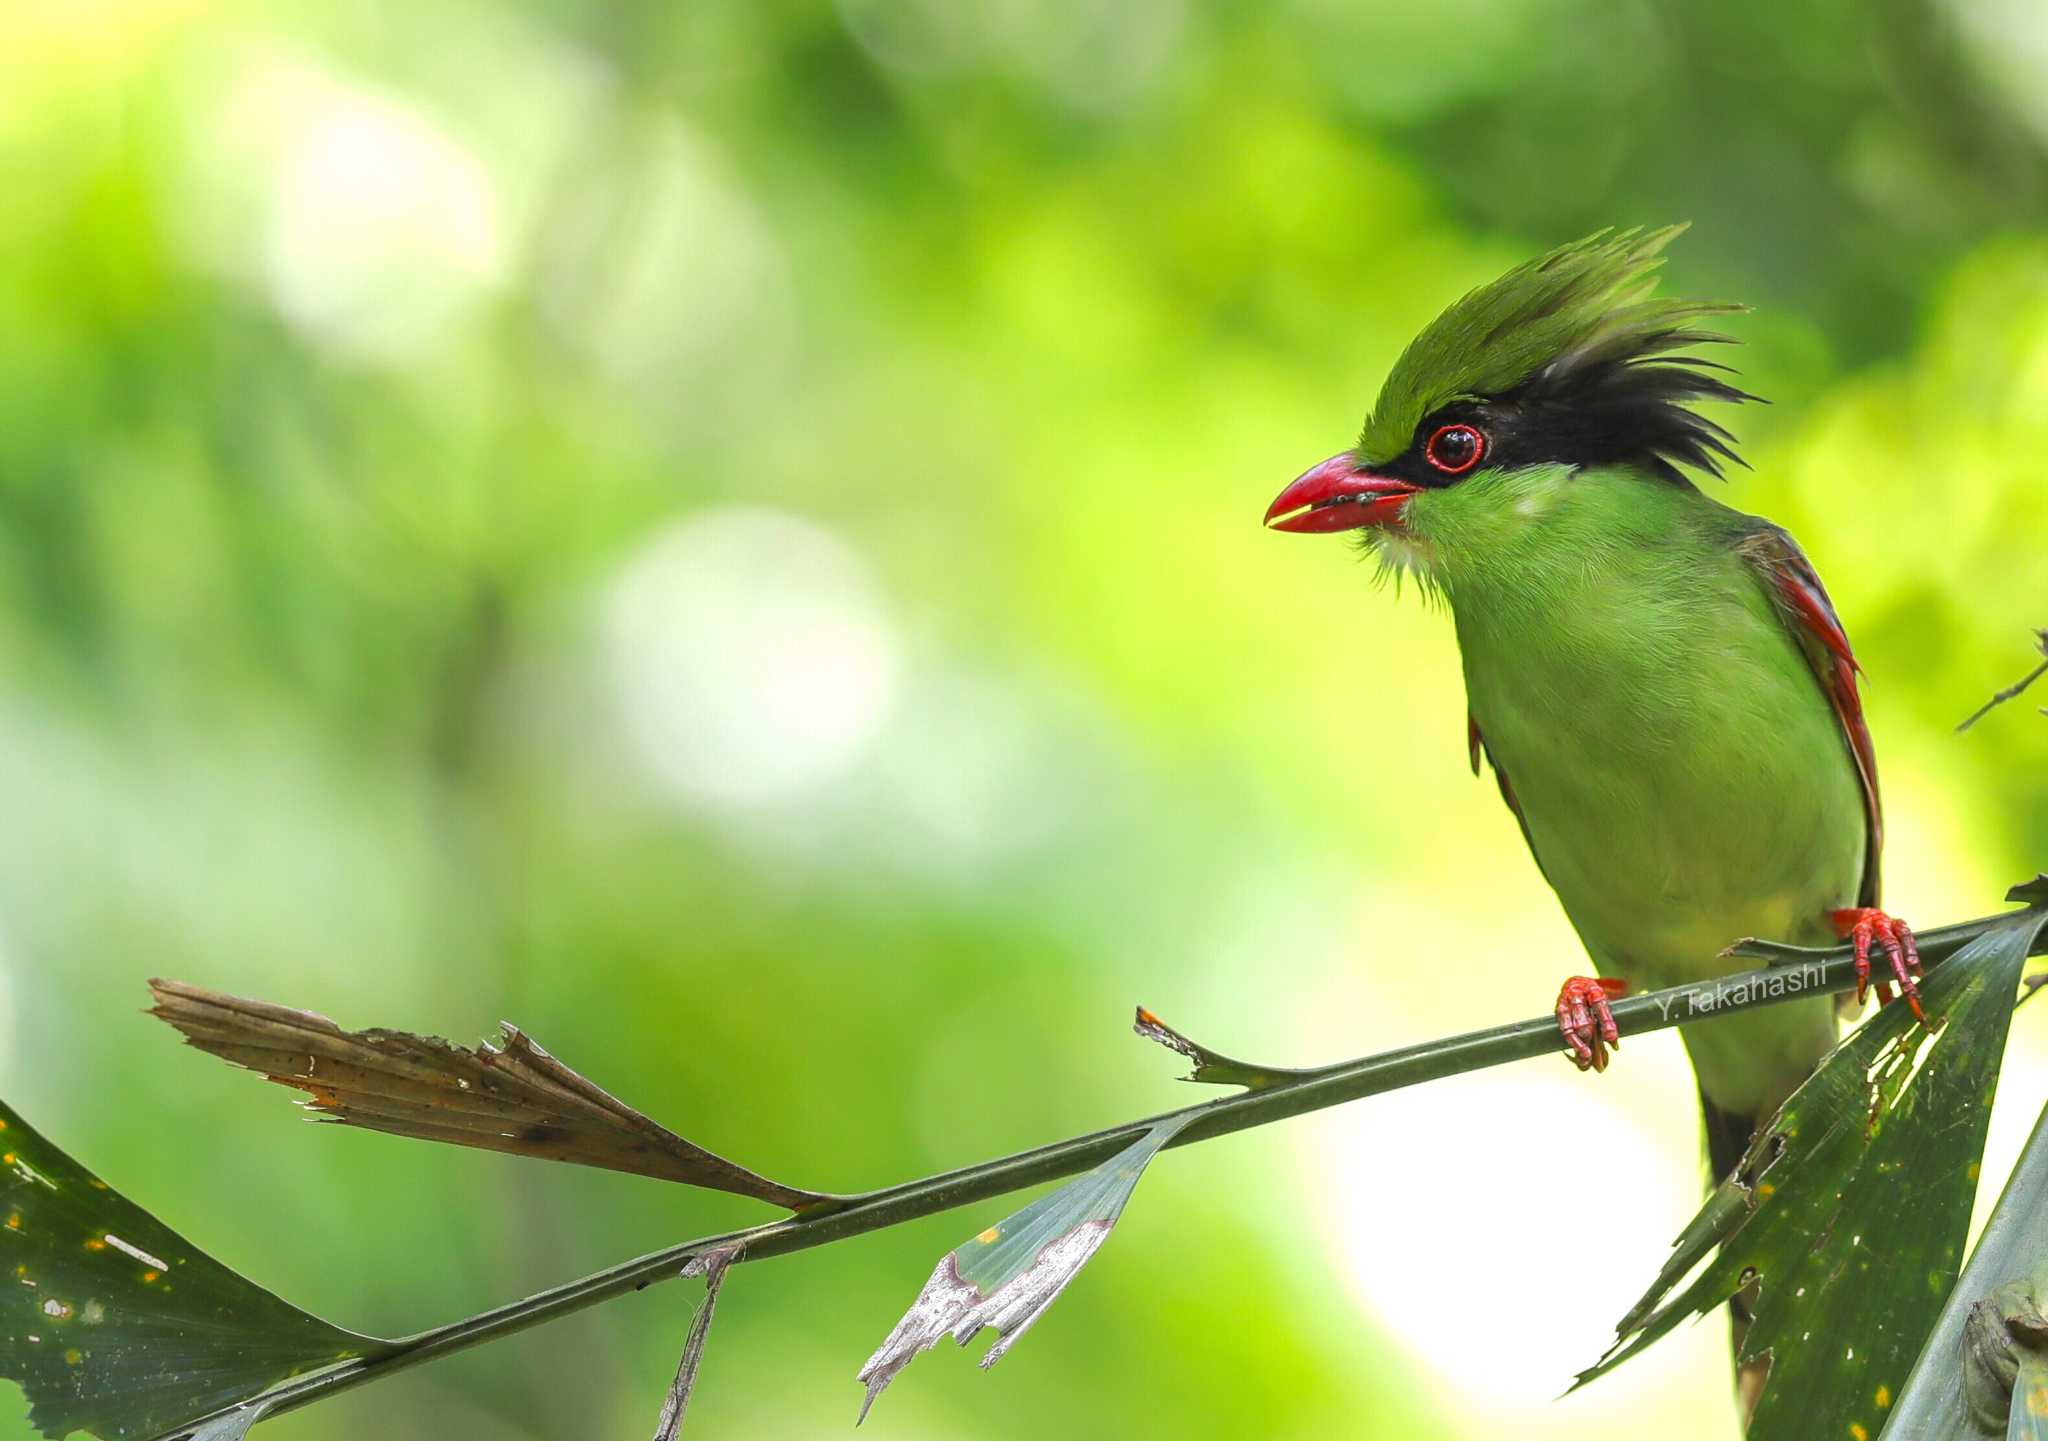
[1424,423,1486,476]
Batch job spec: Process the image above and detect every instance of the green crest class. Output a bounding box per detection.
[1357,226,1742,464]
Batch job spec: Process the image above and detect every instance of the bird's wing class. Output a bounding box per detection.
[1467,711,1553,886]
[1733,522,1882,907]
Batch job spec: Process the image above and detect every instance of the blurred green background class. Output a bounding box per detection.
[4,1,2048,1437]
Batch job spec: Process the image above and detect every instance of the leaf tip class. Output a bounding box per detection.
[2007,875,2048,908]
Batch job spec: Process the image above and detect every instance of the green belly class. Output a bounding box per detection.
[1453,548,1865,1116]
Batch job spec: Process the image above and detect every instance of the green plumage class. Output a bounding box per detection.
[1414,463,1858,1118]
[1271,223,1893,1411]
[1323,228,1878,1131]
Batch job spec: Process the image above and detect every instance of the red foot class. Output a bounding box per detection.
[1831,908,1925,1023]
[1556,976,1629,1073]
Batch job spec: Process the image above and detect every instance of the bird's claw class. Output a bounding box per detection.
[1556,975,1628,1072]
[1831,907,1924,1024]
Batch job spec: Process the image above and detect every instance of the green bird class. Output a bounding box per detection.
[1264,227,1918,1379]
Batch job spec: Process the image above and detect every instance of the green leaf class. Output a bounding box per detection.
[855,1113,1195,1421]
[0,1098,382,1440]
[1577,902,2048,1441]
[1880,1091,2048,1438]
[183,1400,273,1441]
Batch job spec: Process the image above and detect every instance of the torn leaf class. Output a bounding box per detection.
[0,1099,382,1441]
[651,1245,740,1441]
[1575,900,2048,1441]
[1132,1007,1315,1089]
[184,1398,275,1441]
[856,1113,1195,1421]
[148,981,830,1212]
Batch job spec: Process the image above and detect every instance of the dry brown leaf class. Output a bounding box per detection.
[148,980,832,1212]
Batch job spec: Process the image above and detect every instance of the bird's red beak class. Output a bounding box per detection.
[1264,452,1421,534]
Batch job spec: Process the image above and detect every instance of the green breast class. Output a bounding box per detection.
[1436,470,1867,980]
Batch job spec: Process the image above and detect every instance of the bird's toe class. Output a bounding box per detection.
[1554,975,1627,1073]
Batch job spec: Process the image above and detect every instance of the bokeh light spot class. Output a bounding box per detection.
[1311,1066,1713,1424]
[604,508,901,814]
[260,78,505,361]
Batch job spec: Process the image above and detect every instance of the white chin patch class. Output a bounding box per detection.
[1372,530,1438,586]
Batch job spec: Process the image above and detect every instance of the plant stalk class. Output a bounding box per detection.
[164,901,2048,1439]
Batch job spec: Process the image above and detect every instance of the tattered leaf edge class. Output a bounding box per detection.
[855,1113,1195,1421]
[1131,1007,1315,1089]
[1575,903,2048,1414]
[147,980,833,1211]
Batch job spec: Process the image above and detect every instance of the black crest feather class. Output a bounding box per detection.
[1359,227,1760,484]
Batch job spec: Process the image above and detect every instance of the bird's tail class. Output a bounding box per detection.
[1699,1086,1756,1189]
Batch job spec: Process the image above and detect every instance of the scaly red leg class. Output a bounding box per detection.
[1830,908,1924,1023]
[1556,975,1629,1072]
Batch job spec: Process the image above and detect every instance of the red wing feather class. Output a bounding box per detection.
[1737,524,1883,907]
[1465,524,1881,910]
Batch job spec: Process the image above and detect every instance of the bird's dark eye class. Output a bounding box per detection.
[1424,423,1486,476]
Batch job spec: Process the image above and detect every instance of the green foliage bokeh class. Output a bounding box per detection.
[2,2,2047,1438]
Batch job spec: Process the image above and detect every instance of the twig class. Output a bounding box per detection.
[155,894,2048,1440]
[1956,629,2048,732]
[651,1245,740,1441]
